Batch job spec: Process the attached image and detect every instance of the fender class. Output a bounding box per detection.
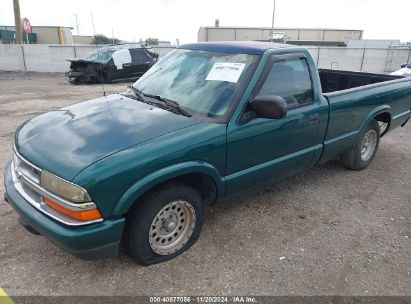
[357,105,392,134]
[321,105,392,163]
[111,161,226,216]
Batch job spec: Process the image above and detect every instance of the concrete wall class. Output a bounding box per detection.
[150,46,174,57]
[0,45,175,72]
[347,39,401,48]
[1,44,410,74]
[306,46,411,73]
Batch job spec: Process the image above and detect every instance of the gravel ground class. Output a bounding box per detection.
[0,71,410,296]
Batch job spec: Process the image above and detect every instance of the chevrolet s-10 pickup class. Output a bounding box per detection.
[4,41,411,265]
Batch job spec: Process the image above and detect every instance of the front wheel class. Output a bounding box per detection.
[340,119,380,170]
[125,182,203,265]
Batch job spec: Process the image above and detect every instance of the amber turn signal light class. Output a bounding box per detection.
[43,197,102,221]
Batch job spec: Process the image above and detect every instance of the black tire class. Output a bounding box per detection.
[340,119,380,170]
[125,182,203,265]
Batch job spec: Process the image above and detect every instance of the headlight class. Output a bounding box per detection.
[40,171,91,203]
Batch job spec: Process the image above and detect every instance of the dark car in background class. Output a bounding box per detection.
[67,44,158,84]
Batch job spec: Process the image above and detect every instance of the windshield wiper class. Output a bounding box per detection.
[126,86,145,102]
[143,93,192,117]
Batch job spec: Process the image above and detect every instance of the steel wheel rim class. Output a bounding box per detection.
[149,200,196,255]
[360,130,378,161]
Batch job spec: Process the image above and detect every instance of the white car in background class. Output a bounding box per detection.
[391,63,411,77]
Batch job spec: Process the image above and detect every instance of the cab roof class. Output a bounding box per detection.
[178,41,293,55]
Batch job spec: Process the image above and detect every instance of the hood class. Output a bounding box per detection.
[15,94,200,181]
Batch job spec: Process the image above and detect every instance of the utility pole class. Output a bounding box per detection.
[73,14,80,36]
[270,0,276,42]
[13,0,23,44]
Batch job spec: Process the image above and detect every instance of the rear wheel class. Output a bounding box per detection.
[125,182,203,265]
[340,119,380,170]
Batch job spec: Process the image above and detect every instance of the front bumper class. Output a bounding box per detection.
[4,161,125,259]
[67,70,85,83]
[68,71,83,77]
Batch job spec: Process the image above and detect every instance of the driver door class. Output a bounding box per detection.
[225,54,323,195]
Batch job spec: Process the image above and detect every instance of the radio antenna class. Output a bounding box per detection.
[91,12,106,97]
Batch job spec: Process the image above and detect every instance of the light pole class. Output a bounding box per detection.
[13,0,23,44]
[73,14,80,36]
[72,14,79,57]
[270,0,276,42]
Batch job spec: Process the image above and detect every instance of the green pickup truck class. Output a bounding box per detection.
[4,42,411,265]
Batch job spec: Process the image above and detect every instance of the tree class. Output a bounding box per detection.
[145,37,159,45]
[93,34,121,45]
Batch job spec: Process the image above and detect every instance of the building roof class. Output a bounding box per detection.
[179,41,292,55]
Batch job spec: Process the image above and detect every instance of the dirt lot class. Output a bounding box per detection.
[0,71,410,296]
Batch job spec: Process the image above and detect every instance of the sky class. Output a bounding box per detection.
[1,0,410,44]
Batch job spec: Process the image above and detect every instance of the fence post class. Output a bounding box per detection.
[316,46,320,67]
[73,44,77,58]
[359,48,366,72]
[21,45,27,71]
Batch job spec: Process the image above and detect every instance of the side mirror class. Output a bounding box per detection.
[250,95,288,119]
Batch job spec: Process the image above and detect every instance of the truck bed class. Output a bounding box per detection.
[319,69,411,163]
[319,69,403,93]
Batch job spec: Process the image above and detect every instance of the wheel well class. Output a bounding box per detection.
[374,112,391,136]
[131,173,218,211]
[173,173,218,204]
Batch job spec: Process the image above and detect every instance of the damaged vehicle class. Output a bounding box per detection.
[67,44,158,84]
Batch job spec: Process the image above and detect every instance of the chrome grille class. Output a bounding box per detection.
[13,153,41,184]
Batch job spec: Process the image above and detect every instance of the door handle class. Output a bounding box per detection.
[309,113,320,122]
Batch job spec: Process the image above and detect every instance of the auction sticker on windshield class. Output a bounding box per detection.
[206,62,245,83]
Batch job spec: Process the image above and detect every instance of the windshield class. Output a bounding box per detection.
[132,49,258,121]
[87,49,115,63]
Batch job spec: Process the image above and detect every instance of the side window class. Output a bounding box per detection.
[258,58,313,109]
[129,49,148,63]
